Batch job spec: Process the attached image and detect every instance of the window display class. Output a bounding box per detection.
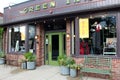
[28,25,35,53]
[79,16,116,55]
[9,26,26,52]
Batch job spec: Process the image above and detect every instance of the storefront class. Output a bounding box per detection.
[0,0,120,79]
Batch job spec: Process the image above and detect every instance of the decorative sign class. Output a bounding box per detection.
[22,0,91,14]
[79,18,89,38]
[66,0,80,4]
[5,0,101,23]
[23,1,56,13]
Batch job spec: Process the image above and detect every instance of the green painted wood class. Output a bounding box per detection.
[59,33,63,57]
[49,34,53,65]
[81,56,112,79]
[45,34,49,65]
[81,68,111,75]
[45,32,65,66]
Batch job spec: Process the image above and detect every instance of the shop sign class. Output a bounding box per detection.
[66,0,80,4]
[23,0,92,13]
[79,18,89,38]
[23,1,56,13]
[22,0,92,14]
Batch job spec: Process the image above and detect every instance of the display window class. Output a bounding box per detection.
[79,16,116,55]
[9,25,26,52]
[8,25,36,53]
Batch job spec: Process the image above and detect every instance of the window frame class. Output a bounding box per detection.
[8,24,27,54]
[74,12,120,58]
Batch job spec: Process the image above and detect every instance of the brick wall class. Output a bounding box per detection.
[112,59,120,80]
[66,20,71,56]
[3,28,7,53]
[6,54,24,66]
[36,23,45,66]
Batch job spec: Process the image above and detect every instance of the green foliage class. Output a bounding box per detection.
[77,63,83,70]
[70,64,78,69]
[24,52,36,62]
[0,51,5,58]
[0,28,3,39]
[57,54,75,66]
[57,54,67,66]
[65,57,75,67]
[70,63,83,70]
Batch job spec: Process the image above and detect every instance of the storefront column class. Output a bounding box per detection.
[117,12,120,57]
[36,23,45,66]
[3,28,7,53]
[66,20,71,56]
[75,17,80,56]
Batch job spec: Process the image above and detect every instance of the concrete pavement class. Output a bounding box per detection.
[0,65,108,80]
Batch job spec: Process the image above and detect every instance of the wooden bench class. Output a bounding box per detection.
[80,56,112,80]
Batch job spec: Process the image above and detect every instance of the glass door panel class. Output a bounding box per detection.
[52,35,59,60]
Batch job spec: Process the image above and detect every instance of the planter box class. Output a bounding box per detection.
[0,58,5,64]
[21,62,27,69]
[27,62,36,70]
[60,66,69,75]
[70,69,77,77]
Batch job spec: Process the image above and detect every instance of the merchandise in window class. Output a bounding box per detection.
[28,25,35,53]
[9,26,26,52]
[79,16,116,55]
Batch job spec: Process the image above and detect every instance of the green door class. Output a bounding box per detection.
[45,32,66,65]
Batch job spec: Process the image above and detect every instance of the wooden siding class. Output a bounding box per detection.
[3,0,120,24]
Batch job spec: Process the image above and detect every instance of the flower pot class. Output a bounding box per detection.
[60,66,70,75]
[27,61,36,70]
[0,58,5,64]
[21,62,27,69]
[70,69,77,77]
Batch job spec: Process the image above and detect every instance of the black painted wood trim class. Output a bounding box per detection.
[25,25,29,52]
[75,17,80,56]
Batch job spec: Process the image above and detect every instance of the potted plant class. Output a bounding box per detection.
[57,55,75,75]
[76,63,83,76]
[19,58,27,69]
[0,51,5,64]
[70,64,78,77]
[70,63,83,77]
[24,52,36,70]
[57,54,68,75]
[57,54,71,75]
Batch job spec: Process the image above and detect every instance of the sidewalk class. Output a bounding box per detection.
[0,65,108,80]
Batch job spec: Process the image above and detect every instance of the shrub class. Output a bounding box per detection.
[0,51,5,58]
[24,52,36,62]
[57,54,67,66]
[57,55,75,67]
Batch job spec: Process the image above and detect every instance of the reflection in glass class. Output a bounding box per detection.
[9,26,26,52]
[79,16,116,55]
[28,25,35,53]
[52,35,59,60]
